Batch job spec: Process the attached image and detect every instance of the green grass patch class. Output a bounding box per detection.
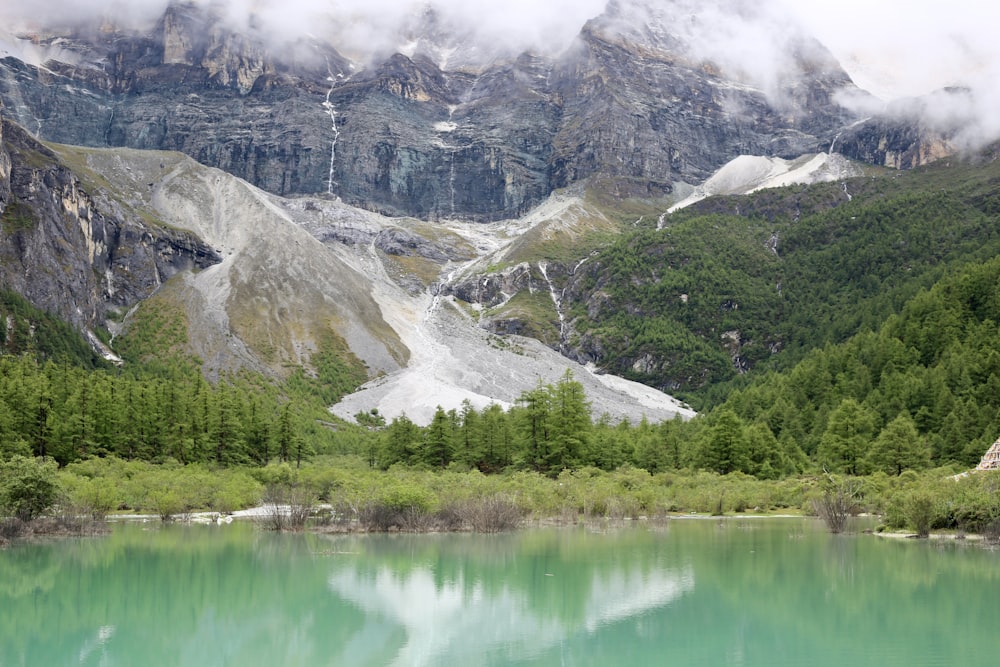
[115,294,201,376]
[1,197,37,233]
[486,290,560,346]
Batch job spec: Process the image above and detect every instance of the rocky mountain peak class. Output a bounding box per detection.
[0,0,952,221]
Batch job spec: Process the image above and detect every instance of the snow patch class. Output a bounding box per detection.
[662,152,861,222]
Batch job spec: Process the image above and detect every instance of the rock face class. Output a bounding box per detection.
[0,112,10,213]
[0,117,220,334]
[837,121,954,169]
[0,0,870,222]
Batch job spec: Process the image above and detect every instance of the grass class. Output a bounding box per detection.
[484,290,560,346]
[0,198,37,233]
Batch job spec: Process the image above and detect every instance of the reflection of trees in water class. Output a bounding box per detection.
[0,524,362,666]
[690,519,1000,665]
[0,543,61,598]
[5,521,1000,666]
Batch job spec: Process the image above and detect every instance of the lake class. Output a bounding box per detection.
[1,518,997,666]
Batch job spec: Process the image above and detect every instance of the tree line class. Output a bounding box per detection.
[0,356,303,467]
[4,235,1000,484]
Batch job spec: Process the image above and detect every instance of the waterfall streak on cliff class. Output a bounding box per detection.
[322,69,346,195]
[538,261,566,347]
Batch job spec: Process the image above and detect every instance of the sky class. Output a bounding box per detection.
[0,0,993,101]
[776,0,997,100]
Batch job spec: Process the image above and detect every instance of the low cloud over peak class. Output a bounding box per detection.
[3,0,996,149]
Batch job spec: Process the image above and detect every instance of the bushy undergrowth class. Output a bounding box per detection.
[879,469,1000,537]
[4,454,999,540]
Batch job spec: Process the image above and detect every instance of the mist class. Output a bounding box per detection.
[0,0,608,64]
[3,0,997,148]
[3,1,989,96]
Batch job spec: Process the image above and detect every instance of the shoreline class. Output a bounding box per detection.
[873,530,988,542]
[6,508,998,546]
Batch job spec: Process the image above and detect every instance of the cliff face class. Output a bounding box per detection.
[0,1,868,221]
[0,114,10,214]
[0,118,220,334]
[546,18,857,197]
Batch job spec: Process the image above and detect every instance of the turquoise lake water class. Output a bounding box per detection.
[1,518,998,666]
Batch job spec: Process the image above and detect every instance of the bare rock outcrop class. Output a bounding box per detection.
[0,1,870,221]
[0,118,219,333]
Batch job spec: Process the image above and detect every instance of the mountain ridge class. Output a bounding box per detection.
[0,0,891,222]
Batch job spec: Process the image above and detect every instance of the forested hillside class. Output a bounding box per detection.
[1,290,104,368]
[715,255,1000,470]
[565,155,1000,402]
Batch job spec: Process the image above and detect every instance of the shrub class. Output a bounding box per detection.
[62,476,121,521]
[259,484,315,531]
[904,492,936,538]
[209,472,262,514]
[452,494,524,532]
[812,477,863,534]
[0,456,59,521]
[147,488,184,522]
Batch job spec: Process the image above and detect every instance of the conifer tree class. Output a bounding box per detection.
[698,409,750,475]
[868,413,931,475]
[817,398,877,475]
[381,413,421,468]
[515,380,552,473]
[422,406,454,468]
[455,399,483,469]
[548,370,590,472]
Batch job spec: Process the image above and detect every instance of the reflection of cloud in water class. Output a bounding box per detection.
[77,624,115,665]
[583,569,696,633]
[327,563,694,666]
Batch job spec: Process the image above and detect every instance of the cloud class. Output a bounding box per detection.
[3,1,990,99]
[775,0,1000,100]
[0,1,607,66]
[0,0,167,31]
[788,0,1000,150]
[4,0,997,147]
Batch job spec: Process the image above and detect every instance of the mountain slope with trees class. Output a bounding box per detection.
[560,152,1000,403]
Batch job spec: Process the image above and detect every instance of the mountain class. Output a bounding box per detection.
[0,0,881,223]
[0,104,695,424]
[0,114,218,358]
[1,0,994,427]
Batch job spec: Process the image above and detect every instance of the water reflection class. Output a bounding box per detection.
[324,529,694,666]
[77,624,114,665]
[2,521,1000,667]
[327,556,693,665]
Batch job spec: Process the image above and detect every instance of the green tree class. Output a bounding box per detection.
[480,403,513,471]
[244,397,272,465]
[745,422,786,479]
[515,381,552,473]
[817,398,877,475]
[381,414,421,468]
[276,403,295,464]
[547,370,590,472]
[454,400,483,469]
[422,406,454,468]
[0,397,30,458]
[585,414,631,471]
[210,385,244,465]
[868,413,931,475]
[698,409,750,475]
[0,455,59,521]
